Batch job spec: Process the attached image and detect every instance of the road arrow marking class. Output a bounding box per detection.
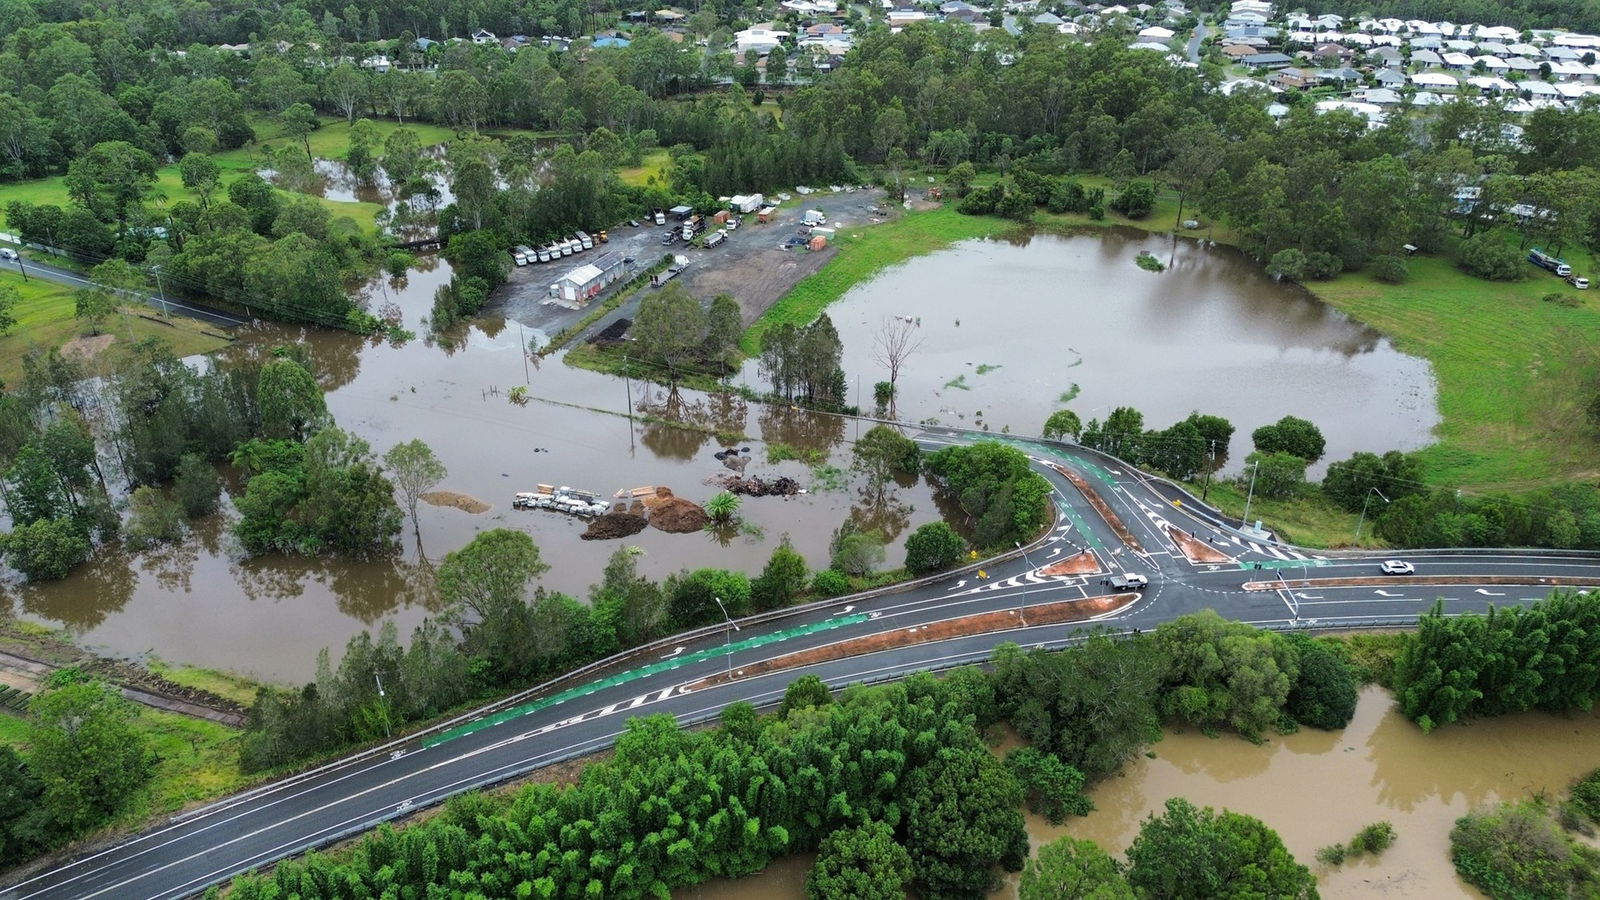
[661,647,685,659]
[947,580,968,590]
[1374,590,1403,597]
[1475,589,1505,596]
[842,605,855,613]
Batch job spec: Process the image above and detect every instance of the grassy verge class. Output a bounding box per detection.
[563,341,734,396]
[0,271,231,385]
[145,659,265,708]
[1184,478,1373,551]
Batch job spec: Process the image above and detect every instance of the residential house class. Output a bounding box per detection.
[1475,55,1509,71]
[1444,38,1477,51]
[1271,66,1319,88]
[1222,43,1260,58]
[734,27,787,53]
[1507,42,1542,57]
[1466,75,1515,93]
[593,36,630,48]
[471,28,497,45]
[1411,71,1459,88]
[1312,42,1352,64]
[1242,51,1293,68]
[1521,80,1559,97]
[1371,46,1403,67]
[1354,87,1403,104]
[1138,25,1174,40]
[1505,56,1540,73]
[887,9,929,27]
[1441,51,1474,69]
[1410,49,1443,66]
[1374,68,1406,86]
[1477,41,1510,56]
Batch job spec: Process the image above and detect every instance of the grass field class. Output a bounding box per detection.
[145,659,266,707]
[619,149,670,188]
[1193,478,1374,550]
[0,115,462,231]
[0,270,231,385]
[1313,241,1600,491]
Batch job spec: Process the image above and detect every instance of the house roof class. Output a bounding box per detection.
[1243,51,1292,65]
[1411,71,1458,86]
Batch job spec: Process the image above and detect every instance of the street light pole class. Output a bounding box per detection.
[1240,459,1261,532]
[1354,487,1390,543]
[713,596,740,678]
[374,673,391,739]
[1014,541,1033,626]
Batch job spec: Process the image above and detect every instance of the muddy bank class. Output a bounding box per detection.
[421,490,491,513]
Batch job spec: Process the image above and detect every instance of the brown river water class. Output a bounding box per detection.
[682,686,1600,899]
[1,230,1437,683]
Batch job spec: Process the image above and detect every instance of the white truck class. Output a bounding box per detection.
[512,247,528,266]
[1107,574,1148,592]
[803,209,827,227]
[705,229,726,248]
[576,231,594,251]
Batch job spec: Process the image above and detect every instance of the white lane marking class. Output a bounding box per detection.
[1374,590,1404,597]
[661,647,685,659]
[1475,589,1505,596]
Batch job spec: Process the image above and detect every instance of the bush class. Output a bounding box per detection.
[1350,821,1396,855]
[1245,451,1309,500]
[1573,769,1600,823]
[1251,415,1325,461]
[1542,291,1582,308]
[1458,232,1526,281]
[124,486,185,551]
[904,522,965,575]
[1268,248,1307,281]
[812,568,850,597]
[1,517,92,581]
[173,453,221,518]
[1451,801,1596,898]
[1371,254,1409,284]
[1111,179,1156,219]
[1315,843,1348,865]
[1304,250,1344,280]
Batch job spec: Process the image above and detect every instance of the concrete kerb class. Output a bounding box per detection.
[169,505,1056,825]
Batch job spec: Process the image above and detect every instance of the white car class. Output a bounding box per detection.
[1379,560,1415,575]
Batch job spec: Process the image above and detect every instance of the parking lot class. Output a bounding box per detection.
[491,187,893,342]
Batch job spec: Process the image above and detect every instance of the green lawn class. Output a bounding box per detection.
[0,270,231,385]
[619,149,670,188]
[1193,478,1375,550]
[1312,240,1600,491]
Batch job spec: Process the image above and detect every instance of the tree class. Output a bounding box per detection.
[871,317,923,416]
[173,453,220,518]
[124,485,184,550]
[778,674,833,718]
[1458,231,1525,281]
[829,519,886,577]
[852,425,920,500]
[1251,415,1325,461]
[1043,409,1082,441]
[1124,798,1317,900]
[1371,254,1409,284]
[279,103,318,163]
[904,521,964,575]
[1165,122,1224,230]
[1111,179,1156,219]
[1267,248,1307,282]
[1021,836,1133,900]
[382,127,423,184]
[0,517,91,581]
[438,529,548,674]
[667,567,752,626]
[903,743,1029,898]
[177,153,221,207]
[591,545,666,646]
[633,282,706,382]
[323,64,367,124]
[1246,450,1308,500]
[383,439,447,538]
[807,821,912,900]
[72,285,117,336]
[1285,635,1358,730]
[28,679,153,834]
[1322,450,1423,512]
[1146,421,1207,481]
[751,537,808,611]
[257,357,327,442]
[702,294,742,370]
[63,140,157,234]
[298,427,403,557]
[1007,747,1092,824]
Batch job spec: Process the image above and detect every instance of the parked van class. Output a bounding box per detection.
[1569,274,1591,290]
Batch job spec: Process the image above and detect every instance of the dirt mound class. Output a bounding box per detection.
[717,475,802,496]
[589,317,631,344]
[649,496,710,533]
[582,512,649,540]
[421,490,491,513]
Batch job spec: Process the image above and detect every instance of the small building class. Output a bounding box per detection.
[757,206,778,223]
[550,252,626,305]
[471,28,498,45]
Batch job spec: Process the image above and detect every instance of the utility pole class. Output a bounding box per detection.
[623,354,635,451]
[13,251,26,283]
[1200,439,1216,502]
[518,323,530,383]
[1240,459,1261,533]
[150,265,170,317]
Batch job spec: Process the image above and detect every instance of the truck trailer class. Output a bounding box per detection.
[1529,248,1573,277]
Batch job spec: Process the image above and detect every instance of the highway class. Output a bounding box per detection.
[7,430,1599,900]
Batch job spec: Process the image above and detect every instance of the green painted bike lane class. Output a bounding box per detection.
[425,612,872,748]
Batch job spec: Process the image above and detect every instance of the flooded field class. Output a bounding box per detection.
[0,255,941,682]
[685,687,1600,899]
[798,229,1439,475]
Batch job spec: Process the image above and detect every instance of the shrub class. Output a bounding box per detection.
[1304,251,1344,280]
[812,568,850,597]
[904,522,965,575]
[1251,415,1325,461]
[1451,801,1595,898]
[1285,635,1358,730]
[1542,291,1582,308]
[1573,768,1600,823]
[1316,843,1348,865]
[124,486,185,551]
[1458,232,1526,281]
[1,518,92,581]
[1268,248,1307,281]
[1111,179,1156,219]
[173,453,221,518]
[1371,254,1409,284]
[1350,821,1396,855]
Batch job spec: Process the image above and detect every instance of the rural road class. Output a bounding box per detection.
[1187,23,1208,64]
[7,430,1598,900]
[2,254,249,329]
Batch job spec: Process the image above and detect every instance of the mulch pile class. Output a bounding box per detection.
[581,512,649,540]
[715,475,802,496]
[588,317,631,345]
[649,496,710,532]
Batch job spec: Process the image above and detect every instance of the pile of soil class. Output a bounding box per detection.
[717,475,802,496]
[582,512,649,540]
[589,317,631,345]
[421,490,491,513]
[649,496,710,533]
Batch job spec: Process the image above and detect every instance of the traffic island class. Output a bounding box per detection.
[684,592,1139,690]
[1040,550,1101,576]
[1050,463,1145,553]
[1242,575,1600,591]
[1166,525,1234,564]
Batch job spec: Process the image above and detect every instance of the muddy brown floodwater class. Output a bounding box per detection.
[770,229,1440,477]
[1,255,943,683]
[684,686,1600,899]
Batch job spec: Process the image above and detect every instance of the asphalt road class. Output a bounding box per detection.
[1187,23,1208,64]
[8,430,1599,900]
[1,255,250,329]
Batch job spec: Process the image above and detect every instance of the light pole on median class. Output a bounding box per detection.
[1354,487,1390,544]
[1014,541,1033,626]
[1240,459,1261,533]
[713,595,740,678]
[374,673,391,739]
